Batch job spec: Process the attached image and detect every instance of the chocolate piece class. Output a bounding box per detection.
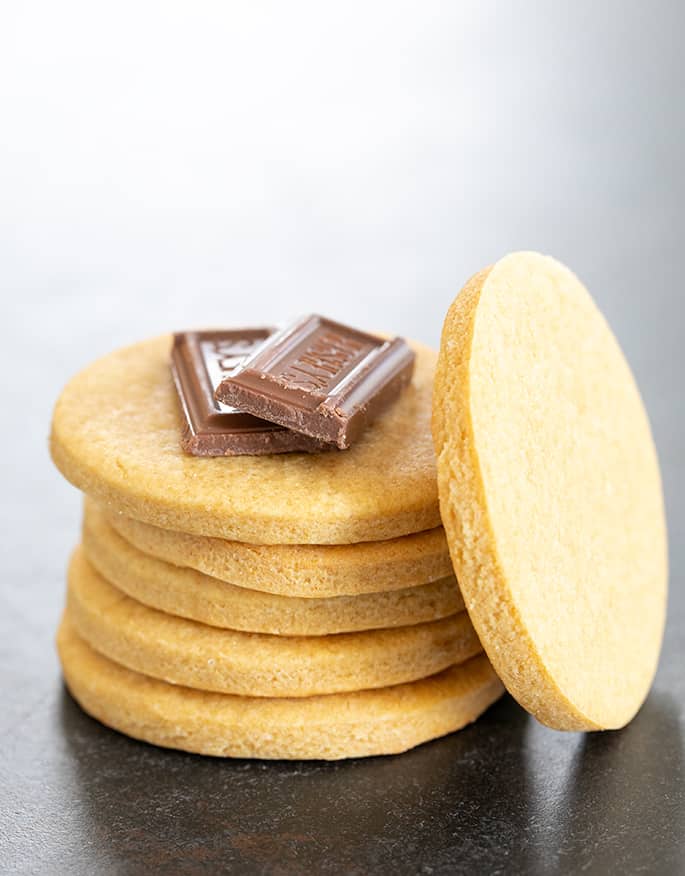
[170,330,333,456]
[214,315,415,449]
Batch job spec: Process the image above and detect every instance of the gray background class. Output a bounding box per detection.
[1,2,683,873]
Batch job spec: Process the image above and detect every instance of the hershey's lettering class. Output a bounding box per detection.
[210,338,260,376]
[280,331,364,391]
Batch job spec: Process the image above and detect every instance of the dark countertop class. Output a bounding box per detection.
[3,632,683,874]
[1,3,683,873]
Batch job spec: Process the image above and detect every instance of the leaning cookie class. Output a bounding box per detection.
[433,251,667,731]
[58,617,504,760]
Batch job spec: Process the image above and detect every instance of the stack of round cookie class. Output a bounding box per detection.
[50,335,503,760]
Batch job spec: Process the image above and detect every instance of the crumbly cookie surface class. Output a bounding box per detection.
[82,502,463,635]
[66,548,481,697]
[433,252,667,730]
[51,335,441,544]
[58,617,503,760]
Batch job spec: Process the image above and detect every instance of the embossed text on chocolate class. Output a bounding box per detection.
[203,337,262,397]
[280,331,365,391]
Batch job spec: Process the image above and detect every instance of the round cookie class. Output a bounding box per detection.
[58,617,504,760]
[433,251,668,731]
[66,548,482,698]
[50,335,440,544]
[99,500,452,598]
[82,505,463,635]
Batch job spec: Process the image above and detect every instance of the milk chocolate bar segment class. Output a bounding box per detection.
[171,330,333,456]
[214,315,415,449]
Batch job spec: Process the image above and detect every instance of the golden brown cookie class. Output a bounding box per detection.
[82,503,463,635]
[433,251,667,731]
[66,548,482,697]
[50,335,441,544]
[58,617,504,760]
[98,499,452,598]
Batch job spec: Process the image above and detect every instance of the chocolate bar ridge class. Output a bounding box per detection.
[171,330,333,456]
[214,315,415,449]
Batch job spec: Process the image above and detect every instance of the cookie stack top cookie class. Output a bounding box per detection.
[50,334,439,544]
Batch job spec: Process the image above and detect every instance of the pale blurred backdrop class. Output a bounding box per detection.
[0,1,682,667]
